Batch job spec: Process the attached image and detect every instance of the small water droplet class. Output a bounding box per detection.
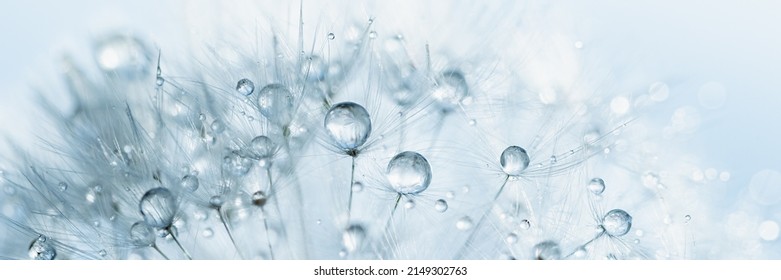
[505,233,518,244]
[431,70,468,111]
[602,209,632,237]
[248,135,275,160]
[129,221,156,246]
[251,191,267,207]
[155,76,165,86]
[316,219,322,225]
[434,199,448,212]
[342,224,366,253]
[549,155,558,164]
[369,31,377,39]
[520,219,531,230]
[98,249,107,257]
[468,119,476,126]
[28,235,56,260]
[501,146,530,176]
[139,187,177,229]
[210,119,225,134]
[222,152,254,177]
[180,175,199,192]
[587,178,606,195]
[327,33,335,40]
[236,78,255,96]
[58,182,68,192]
[684,215,691,224]
[386,151,432,195]
[202,228,214,238]
[456,216,473,230]
[324,102,372,153]
[533,241,561,260]
[352,182,364,192]
[404,199,415,209]
[209,195,224,208]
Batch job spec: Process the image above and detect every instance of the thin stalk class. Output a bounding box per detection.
[258,205,275,260]
[216,208,244,259]
[347,156,357,222]
[453,176,510,259]
[564,231,605,259]
[151,243,170,260]
[167,227,192,260]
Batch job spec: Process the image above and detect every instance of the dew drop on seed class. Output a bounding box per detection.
[352,182,364,192]
[602,209,632,237]
[202,228,214,238]
[549,155,557,164]
[386,151,432,194]
[342,224,366,253]
[324,102,372,152]
[520,219,531,230]
[446,191,455,199]
[93,34,151,79]
[434,199,448,212]
[369,31,377,39]
[28,235,56,260]
[684,215,691,224]
[98,250,107,257]
[468,119,476,126]
[251,191,267,207]
[431,70,468,111]
[456,216,473,230]
[209,195,224,208]
[505,233,518,244]
[139,187,177,229]
[210,119,225,134]
[129,221,156,246]
[587,178,606,195]
[301,55,327,82]
[533,241,561,260]
[327,33,335,40]
[257,83,295,125]
[180,175,199,192]
[58,182,68,192]
[236,78,255,96]
[249,135,275,160]
[155,76,165,86]
[222,152,253,177]
[500,146,530,176]
[404,199,415,209]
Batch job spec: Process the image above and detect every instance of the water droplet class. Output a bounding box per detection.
[301,55,327,82]
[210,119,225,134]
[180,175,199,192]
[533,241,561,260]
[155,76,165,86]
[574,41,584,49]
[251,191,267,207]
[28,235,56,260]
[327,33,335,40]
[446,191,455,199]
[500,146,530,176]
[94,34,151,79]
[248,135,275,160]
[98,249,107,257]
[505,233,518,244]
[324,102,372,153]
[456,216,473,230]
[198,113,206,121]
[209,195,224,208]
[468,119,476,126]
[342,224,366,253]
[602,209,632,237]
[520,219,531,230]
[222,152,254,177]
[587,178,606,195]
[257,83,295,125]
[549,155,557,164]
[642,171,660,188]
[352,182,364,192]
[431,70,468,111]
[139,187,176,229]
[684,215,692,223]
[129,221,156,246]
[202,228,214,238]
[404,199,416,209]
[369,31,377,39]
[236,78,255,96]
[193,209,208,221]
[434,199,448,212]
[338,250,347,258]
[759,220,779,241]
[386,151,432,194]
[58,182,68,192]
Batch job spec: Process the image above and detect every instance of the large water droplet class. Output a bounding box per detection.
[434,199,448,212]
[456,216,473,230]
[236,78,255,96]
[139,187,177,229]
[386,151,432,194]
[602,209,632,237]
[93,34,151,79]
[129,221,156,246]
[257,84,295,125]
[342,224,366,253]
[222,152,253,177]
[28,236,56,260]
[500,146,530,176]
[248,135,275,160]
[301,55,327,82]
[180,175,199,192]
[587,178,606,195]
[324,102,372,153]
[430,70,468,111]
[533,241,561,260]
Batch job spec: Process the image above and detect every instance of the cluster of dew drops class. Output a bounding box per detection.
[4,20,658,261]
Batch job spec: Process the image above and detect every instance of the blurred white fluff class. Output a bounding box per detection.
[0,0,740,259]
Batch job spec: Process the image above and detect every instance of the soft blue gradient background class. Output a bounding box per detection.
[1,0,780,253]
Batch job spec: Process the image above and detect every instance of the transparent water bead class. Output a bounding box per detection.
[500,146,530,176]
[434,199,448,212]
[139,187,177,229]
[257,83,296,125]
[222,152,254,177]
[93,34,151,79]
[587,178,606,195]
[327,33,335,40]
[251,191,268,207]
[180,175,199,192]
[602,209,632,237]
[324,102,372,153]
[431,70,468,111]
[456,216,474,230]
[248,135,275,160]
[342,224,366,253]
[129,221,156,246]
[533,241,561,260]
[28,235,56,260]
[236,78,255,96]
[386,151,432,194]
[301,55,327,82]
